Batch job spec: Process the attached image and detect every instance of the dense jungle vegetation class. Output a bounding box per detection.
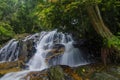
[0,0,120,63]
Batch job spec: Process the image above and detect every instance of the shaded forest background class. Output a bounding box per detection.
[0,0,120,63]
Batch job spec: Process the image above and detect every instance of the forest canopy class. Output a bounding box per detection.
[0,0,120,54]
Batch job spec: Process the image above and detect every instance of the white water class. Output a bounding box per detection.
[61,41,88,67]
[0,30,89,80]
[0,39,19,62]
[0,71,29,80]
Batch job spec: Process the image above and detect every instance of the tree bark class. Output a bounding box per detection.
[87,5,113,39]
[86,5,120,65]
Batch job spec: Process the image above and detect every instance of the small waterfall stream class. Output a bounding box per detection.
[0,39,19,62]
[0,30,89,80]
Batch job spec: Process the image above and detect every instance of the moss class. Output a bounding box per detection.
[48,66,65,80]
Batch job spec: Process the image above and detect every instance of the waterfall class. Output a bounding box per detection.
[61,41,88,67]
[0,30,89,80]
[0,39,19,62]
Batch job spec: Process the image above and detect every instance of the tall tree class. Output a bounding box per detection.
[35,0,120,64]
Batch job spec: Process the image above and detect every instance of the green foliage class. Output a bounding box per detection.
[0,22,14,44]
[0,0,43,34]
[0,23,14,37]
[100,0,120,35]
[34,0,93,38]
[0,0,120,52]
[107,36,120,48]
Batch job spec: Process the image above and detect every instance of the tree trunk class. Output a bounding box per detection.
[87,5,113,39]
[86,5,120,65]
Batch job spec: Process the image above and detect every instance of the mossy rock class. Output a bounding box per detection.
[90,72,119,80]
[48,66,65,80]
[24,65,74,80]
[106,66,120,79]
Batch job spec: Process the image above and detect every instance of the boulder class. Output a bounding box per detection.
[48,66,66,80]
[24,65,76,80]
[25,70,48,80]
[45,44,65,64]
[91,72,119,80]
[107,66,120,79]
[74,63,120,80]
[18,39,36,68]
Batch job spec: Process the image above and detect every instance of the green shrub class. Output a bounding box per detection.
[0,22,14,44]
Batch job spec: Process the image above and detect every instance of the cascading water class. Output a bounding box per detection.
[0,30,89,80]
[27,30,57,70]
[0,33,39,63]
[0,39,19,62]
[61,41,88,67]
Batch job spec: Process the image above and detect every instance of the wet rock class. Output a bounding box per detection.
[110,66,120,75]
[25,70,48,80]
[52,44,65,50]
[107,66,120,79]
[24,66,66,80]
[48,66,65,80]
[91,72,119,80]
[18,40,28,62]
[74,64,120,80]
[48,65,82,80]
[0,61,20,76]
[18,39,37,68]
[24,65,76,80]
[45,44,65,64]
[17,33,39,63]
[18,39,36,63]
